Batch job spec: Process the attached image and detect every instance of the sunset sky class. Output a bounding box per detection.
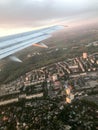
[0,0,98,36]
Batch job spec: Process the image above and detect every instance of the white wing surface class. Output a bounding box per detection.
[0,25,64,60]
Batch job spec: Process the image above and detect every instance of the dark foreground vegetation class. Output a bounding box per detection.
[0,97,98,130]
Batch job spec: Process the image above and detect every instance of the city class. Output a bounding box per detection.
[0,51,98,129]
[0,0,98,130]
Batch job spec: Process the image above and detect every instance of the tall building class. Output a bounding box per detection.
[52,74,58,82]
[83,52,87,59]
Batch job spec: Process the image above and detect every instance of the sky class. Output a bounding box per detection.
[0,0,98,36]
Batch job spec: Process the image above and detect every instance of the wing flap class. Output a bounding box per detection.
[9,56,22,63]
[33,43,48,48]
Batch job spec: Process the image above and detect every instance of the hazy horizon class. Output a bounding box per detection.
[0,0,98,36]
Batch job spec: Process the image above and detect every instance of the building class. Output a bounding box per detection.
[83,52,88,59]
[52,74,58,82]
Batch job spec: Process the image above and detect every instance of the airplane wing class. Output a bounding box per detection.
[0,25,64,60]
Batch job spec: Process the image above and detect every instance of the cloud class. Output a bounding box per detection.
[0,0,98,29]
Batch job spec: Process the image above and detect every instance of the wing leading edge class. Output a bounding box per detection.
[0,25,64,60]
